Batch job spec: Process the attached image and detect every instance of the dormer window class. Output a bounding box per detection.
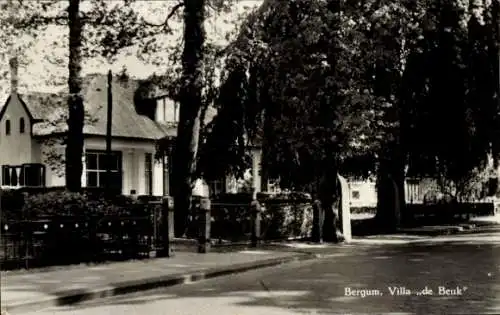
[19,117,25,133]
[156,97,179,123]
[5,119,11,135]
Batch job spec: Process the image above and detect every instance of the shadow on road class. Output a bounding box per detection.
[36,243,500,315]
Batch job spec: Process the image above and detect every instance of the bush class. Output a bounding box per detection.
[257,191,312,239]
[212,193,253,204]
[261,201,312,240]
[351,206,377,214]
[207,202,252,241]
[194,192,312,242]
[2,190,144,220]
[257,191,312,203]
[1,189,26,220]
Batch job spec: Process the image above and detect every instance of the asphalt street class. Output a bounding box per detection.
[18,240,500,315]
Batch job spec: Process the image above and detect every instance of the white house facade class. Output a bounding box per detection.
[0,63,177,197]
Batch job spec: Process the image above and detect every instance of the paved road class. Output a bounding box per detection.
[19,241,500,315]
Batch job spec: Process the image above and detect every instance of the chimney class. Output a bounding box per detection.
[9,55,18,94]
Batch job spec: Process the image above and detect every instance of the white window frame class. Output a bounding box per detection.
[85,151,121,188]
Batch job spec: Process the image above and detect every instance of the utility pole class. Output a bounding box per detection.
[0,189,3,314]
[105,70,113,194]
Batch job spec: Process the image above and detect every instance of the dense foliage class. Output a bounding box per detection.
[205,0,500,198]
[1,0,151,191]
[0,189,146,221]
[186,192,313,241]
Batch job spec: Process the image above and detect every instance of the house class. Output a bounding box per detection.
[348,179,377,208]
[0,57,178,196]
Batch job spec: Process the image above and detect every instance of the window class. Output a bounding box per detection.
[488,177,498,196]
[160,97,180,123]
[85,151,122,191]
[145,153,153,195]
[19,117,25,133]
[161,98,166,121]
[5,119,10,135]
[2,164,45,187]
[2,166,11,185]
[208,179,224,196]
[351,190,360,199]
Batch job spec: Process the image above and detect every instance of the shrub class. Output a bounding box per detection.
[23,190,87,217]
[2,190,144,220]
[212,193,253,204]
[257,191,312,203]
[208,203,252,241]
[261,201,312,240]
[198,192,313,242]
[1,189,26,220]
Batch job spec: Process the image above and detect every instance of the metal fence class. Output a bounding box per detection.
[183,199,312,243]
[1,196,313,270]
[1,202,164,270]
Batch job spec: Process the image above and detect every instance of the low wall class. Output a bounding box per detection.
[407,202,496,217]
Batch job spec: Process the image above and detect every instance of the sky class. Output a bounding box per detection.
[0,0,263,98]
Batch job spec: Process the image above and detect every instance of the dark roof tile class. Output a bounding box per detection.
[21,74,174,140]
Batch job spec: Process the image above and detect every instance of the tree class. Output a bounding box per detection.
[0,1,49,93]
[205,0,398,241]
[2,0,154,192]
[136,0,256,236]
[208,0,500,235]
[359,0,500,225]
[172,0,206,236]
[3,0,255,213]
[401,0,500,201]
[66,0,85,192]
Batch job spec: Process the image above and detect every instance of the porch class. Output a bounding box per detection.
[40,137,170,197]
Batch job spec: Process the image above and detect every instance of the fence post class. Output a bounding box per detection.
[158,196,175,257]
[250,200,262,247]
[198,197,211,253]
[312,199,323,243]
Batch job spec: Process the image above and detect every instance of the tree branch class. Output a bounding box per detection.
[15,15,67,28]
[143,1,184,32]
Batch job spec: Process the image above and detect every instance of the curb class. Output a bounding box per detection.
[395,224,500,237]
[173,237,311,248]
[5,253,316,314]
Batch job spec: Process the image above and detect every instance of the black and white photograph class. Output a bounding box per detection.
[0,0,499,314]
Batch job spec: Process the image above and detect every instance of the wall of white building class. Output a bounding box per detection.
[42,137,166,196]
[0,95,39,167]
[348,180,377,208]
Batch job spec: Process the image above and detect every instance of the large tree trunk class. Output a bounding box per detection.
[376,154,405,232]
[173,0,205,237]
[65,0,84,192]
[492,0,500,195]
[318,164,343,243]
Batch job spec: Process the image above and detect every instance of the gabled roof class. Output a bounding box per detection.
[0,93,37,123]
[7,74,176,140]
[18,92,66,121]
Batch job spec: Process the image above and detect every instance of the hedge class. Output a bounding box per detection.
[190,192,313,241]
[1,189,145,221]
[2,189,314,241]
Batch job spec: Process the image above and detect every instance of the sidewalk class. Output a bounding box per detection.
[470,213,500,224]
[395,214,500,236]
[1,248,315,315]
[2,215,499,314]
